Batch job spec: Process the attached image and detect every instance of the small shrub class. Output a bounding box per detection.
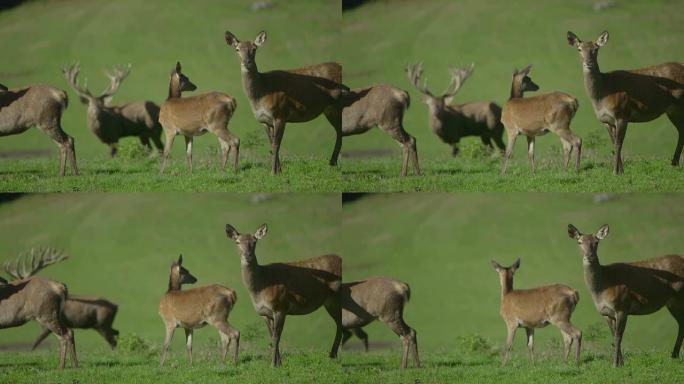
[456,333,495,356]
[116,141,150,161]
[583,321,610,342]
[242,130,266,150]
[117,333,156,355]
[241,321,268,343]
[458,140,493,160]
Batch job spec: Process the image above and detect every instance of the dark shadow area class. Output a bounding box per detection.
[342,193,367,204]
[0,0,22,11]
[342,0,368,11]
[0,193,24,204]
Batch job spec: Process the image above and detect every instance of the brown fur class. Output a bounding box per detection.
[341,277,420,369]
[0,84,77,176]
[568,224,684,366]
[567,31,684,174]
[491,259,581,365]
[341,85,420,176]
[225,223,342,367]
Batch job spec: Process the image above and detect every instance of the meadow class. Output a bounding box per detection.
[1,0,683,191]
[1,193,683,382]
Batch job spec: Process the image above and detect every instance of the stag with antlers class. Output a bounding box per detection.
[62,63,163,156]
[406,62,505,156]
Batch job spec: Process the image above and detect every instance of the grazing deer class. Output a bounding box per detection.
[341,85,420,176]
[567,31,684,174]
[225,223,342,367]
[406,62,505,156]
[159,255,239,366]
[0,83,78,176]
[159,62,239,175]
[225,30,346,175]
[62,63,163,156]
[567,224,684,366]
[491,258,581,366]
[341,277,420,369]
[0,248,77,368]
[501,65,581,174]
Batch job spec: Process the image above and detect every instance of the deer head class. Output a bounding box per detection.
[568,224,609,263]
[169,254,197,290]
[406,62,474,110]
[567,31,609,71]
[490,258,521,293]
[168,62,197,98]
[62,63,131,107]
[225,223,268,263]
[2,247,68,280]
[511,64,539,96]
[225,30,267,71]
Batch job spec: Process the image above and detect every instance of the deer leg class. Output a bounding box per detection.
[160,130,176,175]
[526,136,536,174]
[408,327,420,368]
[160,324,176,367]
[502,324,517,366]
[212,320,240,366]
[451,142,460,157]
[324,107,343,166]
[271,312,285,367]
[525,328,535,365]
[613,120,627,175]
[213,128,240,173]
[262,123,274,147]
[385,125,415,177]
[557,321,582,365]
[139,135,152,151]
[324,297,343,359]
[353,328,370,352]
[341,329,352,348]
[666,304,684,358]
[151,130,164,153]
[31,327,52,351]
[263,315,274,339]
[666,112,684,166]
[501,132,517,174]
[67,328,77,368]
[109,143,118,157]
[271,121,285,175]
[613,312,627,367]
[39,123,77,176]
[492,125,507,153]
[184,328,193,365]
[384,318,413,369]
[480,134,494,150]
[184,136,193,174]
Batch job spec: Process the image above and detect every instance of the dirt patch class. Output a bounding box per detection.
[342,149,396,159]
[0,148,52,159]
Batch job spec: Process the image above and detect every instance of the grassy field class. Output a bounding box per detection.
[2,0,683,191]
[1,193,683,382]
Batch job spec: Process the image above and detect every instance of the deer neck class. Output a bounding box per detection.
[509,81,524,99]
[582,59,603,100]
[167,274,181,292]
[240,252,262,293]
[240,61,262,102]
[582,253,603,294]
[499,275,513,298]
[167,78,181,100]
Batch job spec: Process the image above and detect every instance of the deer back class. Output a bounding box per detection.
[159,92,236,134]
[0,85,68,135]
[502,92,578,133]
[159,284,236,327]
[0,276,67,328]
[501,284,578,325]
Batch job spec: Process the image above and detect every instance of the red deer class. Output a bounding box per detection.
[225,223,342,367]
[501,65,581,174]
[341,276,420,369]
[567,31,684,174]
[406,62,505,156]
[159,255,239,366]
[158,62,239,175]
[568,224,684,366]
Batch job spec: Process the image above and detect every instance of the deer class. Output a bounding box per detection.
[0,83,78,176]
[341,276,420,369]
[225,30,347,175]
[491,258,582,366]
[567,224,684,367]
[159,255,239,367]
[406,62,505,157]
[0,247,77,368]
[567,31,684,174]
[3,247,120,351]
[501,65,582,174]
[62,63,163,156]
[340,85,420,176]
[225,223,342,367]
[158,62,240,175]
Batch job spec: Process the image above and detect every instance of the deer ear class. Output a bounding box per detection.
[254,31,267,46]
[568,224,581,240]
[175,62,182,73]
[511,258,521,271]
[596,224,609,240]
[225,31,239,48]
[567,31,580,47]
[225,224,239,240]
[491,260,503,271]
[596,31,609,47]
[520,64,533,76]
[255,224,268,239]
[178,254,183,265]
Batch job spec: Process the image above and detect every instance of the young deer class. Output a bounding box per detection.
[225,30,346,175]
[62,63,163,156]
[0,83,78,176]
[567,31,684,174]
[0,248,77,368]
[341,85,420,176]
[32,296,119,350]
[159,255,239,366]
[501,65,582,174]
[159,62,240,175]
[491,258,581,366]
[341,276,420,369]
[406,62,505,156]
[567,224,684,366]
[225,224,342,367]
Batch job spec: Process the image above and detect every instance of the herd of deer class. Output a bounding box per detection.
[1,223,683,369]
[1,30,682,177]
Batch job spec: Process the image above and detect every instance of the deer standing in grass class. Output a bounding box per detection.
[567,224,684,366]
[406,62,505,156]
[0,83,77,176]
[225,31,346,175]
[159,62,239,175]
[0,248,77,368]
[62,63,163,156]
[501,65,582,174]
[341,276,420,369]
[225,224,343,367]
[567,31,684,174]
[159,255,239,366]
[341,85,420,176]
[491,258,581,366]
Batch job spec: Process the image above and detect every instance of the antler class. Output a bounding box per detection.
[406,62,433,97]
[2,247,69,280]
[443,63,475,98]
[101,64,131,99]
[62,62,93,100]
